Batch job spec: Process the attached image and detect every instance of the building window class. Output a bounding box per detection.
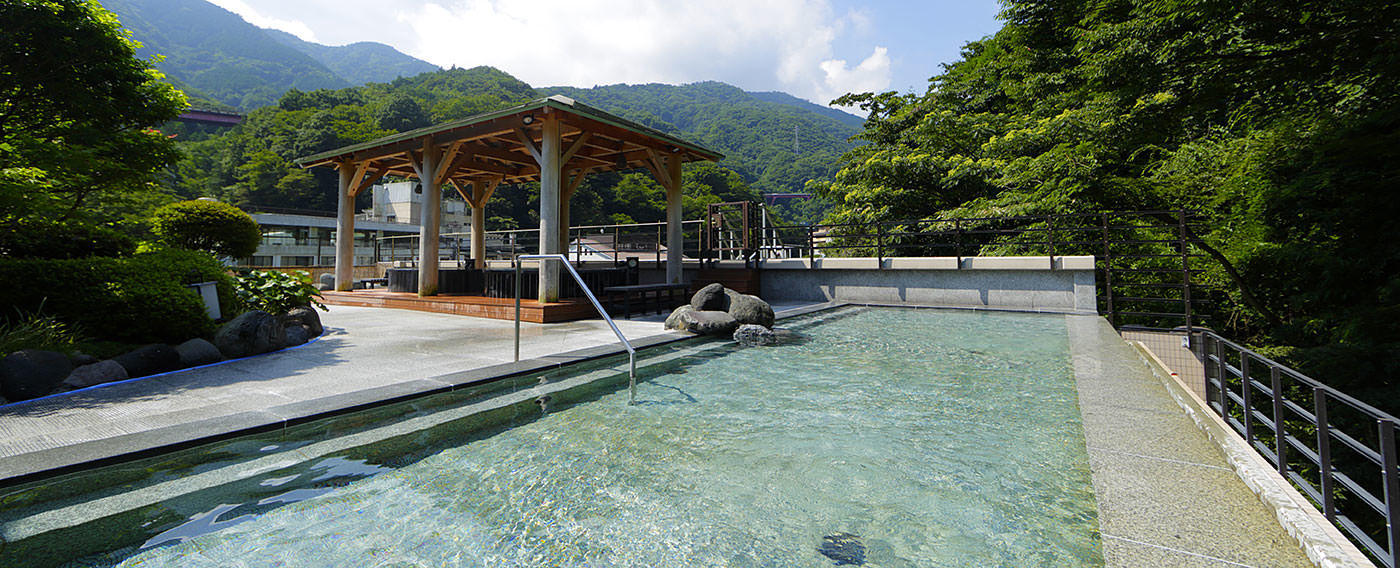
[251,256,273,266]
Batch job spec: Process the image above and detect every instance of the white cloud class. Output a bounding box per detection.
[818,46,892,104]
[206,0,320,42]
[393,0,889,109]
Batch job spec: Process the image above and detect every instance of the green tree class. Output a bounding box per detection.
[150,199,261,258]
[818,0,1400,405]
[0,0,186,219]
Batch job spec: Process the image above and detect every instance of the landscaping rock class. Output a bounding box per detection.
[732,324,777,346]
[818,533,867,566]
[318,273,335,288]
[0,349,73,401]
[113,344,181,378]
[285,306,324,338]
[68,351,98,367]
[284,324,309,347]
[690,282,729,311]
[175,338,223,367]
[214,311,282,358]
[315,283,332,291]
[665,305,739,335]
[63,360,129,389]
[724,289,775,328]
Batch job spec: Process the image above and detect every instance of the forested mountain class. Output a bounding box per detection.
[263,30,440,86]
[159,68,813,230]
[547,82,859,197]
[818,0,1400,409]
[100,0,437,110]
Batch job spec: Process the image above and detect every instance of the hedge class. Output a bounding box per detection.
[0,216,136,259]
[0,248,238,343]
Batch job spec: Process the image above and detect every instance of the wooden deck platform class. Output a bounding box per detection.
[320,290,601,323]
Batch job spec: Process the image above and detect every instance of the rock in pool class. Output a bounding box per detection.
[818,532,866,565]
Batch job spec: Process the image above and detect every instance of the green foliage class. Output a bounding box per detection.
[149,199,261,258]
[99,0,351,110]
[0,305,85,358]
[0,216,136,259]
[232,270,326,315]
[0,248,234,343]
[548,82,860,200]
[819,0,1400,405]
[0,0,186,220]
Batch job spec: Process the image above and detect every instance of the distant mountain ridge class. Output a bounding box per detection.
[546,82,861,195]
[262,29,440,87]
[101,0,438,110]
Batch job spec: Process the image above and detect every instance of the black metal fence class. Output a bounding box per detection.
[1203,331,1400,567]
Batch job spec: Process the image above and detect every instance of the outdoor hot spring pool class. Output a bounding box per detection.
[0,306,1103,567]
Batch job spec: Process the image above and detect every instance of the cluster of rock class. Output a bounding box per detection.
[0,307,322,404]
[666,283,777,344]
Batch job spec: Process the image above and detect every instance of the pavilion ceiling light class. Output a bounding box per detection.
[521,114,536,125]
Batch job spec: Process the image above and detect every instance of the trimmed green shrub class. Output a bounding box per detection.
[232,270,326,315]
[0,216,135,259]
[149,200,261,259]
[0,248,236,343]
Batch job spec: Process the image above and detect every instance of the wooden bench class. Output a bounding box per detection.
[603,283,690,319]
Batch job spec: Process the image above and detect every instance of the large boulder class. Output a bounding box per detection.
[175,338,223,367]
[214,311,283,359]
[0,349,72,401]
[665,304,739,335]
[724,289,774,328]
[283,324,309,347]
[113,344,181,378]
[284,306,324,338]
[690,283,729,311]
[63,360,129,390]
[317,273,335,288]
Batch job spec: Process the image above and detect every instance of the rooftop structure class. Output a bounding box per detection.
[297,95,723,302]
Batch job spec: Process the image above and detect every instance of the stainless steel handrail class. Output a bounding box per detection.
[513,254,638,404]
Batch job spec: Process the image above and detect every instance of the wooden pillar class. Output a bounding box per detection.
[537,115,562,302]
[471,202,486,269]
[665,154,684,283]
[334,162,355,291]
[413,141,443,296]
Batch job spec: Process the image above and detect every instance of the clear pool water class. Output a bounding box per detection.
[0,307,1102,567]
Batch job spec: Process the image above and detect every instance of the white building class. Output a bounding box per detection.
[239,181,473,267]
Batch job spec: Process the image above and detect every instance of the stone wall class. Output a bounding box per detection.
[753,256,1097,313]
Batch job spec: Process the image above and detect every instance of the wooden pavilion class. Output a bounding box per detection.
[296,95,723,303]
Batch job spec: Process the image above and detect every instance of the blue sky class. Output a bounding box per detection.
[205,0,1004,111]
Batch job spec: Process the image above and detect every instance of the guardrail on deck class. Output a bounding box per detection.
[1202,330,1400,567]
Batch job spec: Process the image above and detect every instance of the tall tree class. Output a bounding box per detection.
[818,0,1400,403]
[0,0,186,220]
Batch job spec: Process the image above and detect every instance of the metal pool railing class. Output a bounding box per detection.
[513,254,638,404]
[1201,330,1400,566]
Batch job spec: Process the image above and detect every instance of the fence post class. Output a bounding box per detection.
[807,225,815,269]
[1241,352,1253,445]
[1179,210,1194,338]
[1048,216,1056,270]
[955,218,964,268]
[1381,419,1400,568]
[1271,366,1288,476]
[1216,339,1229,417]
[876,222,884,267]
[1314,388,1335,521]
[1100,212,1115,327]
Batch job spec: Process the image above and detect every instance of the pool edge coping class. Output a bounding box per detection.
[1128,341,1374,568]
[0,302,851,487]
